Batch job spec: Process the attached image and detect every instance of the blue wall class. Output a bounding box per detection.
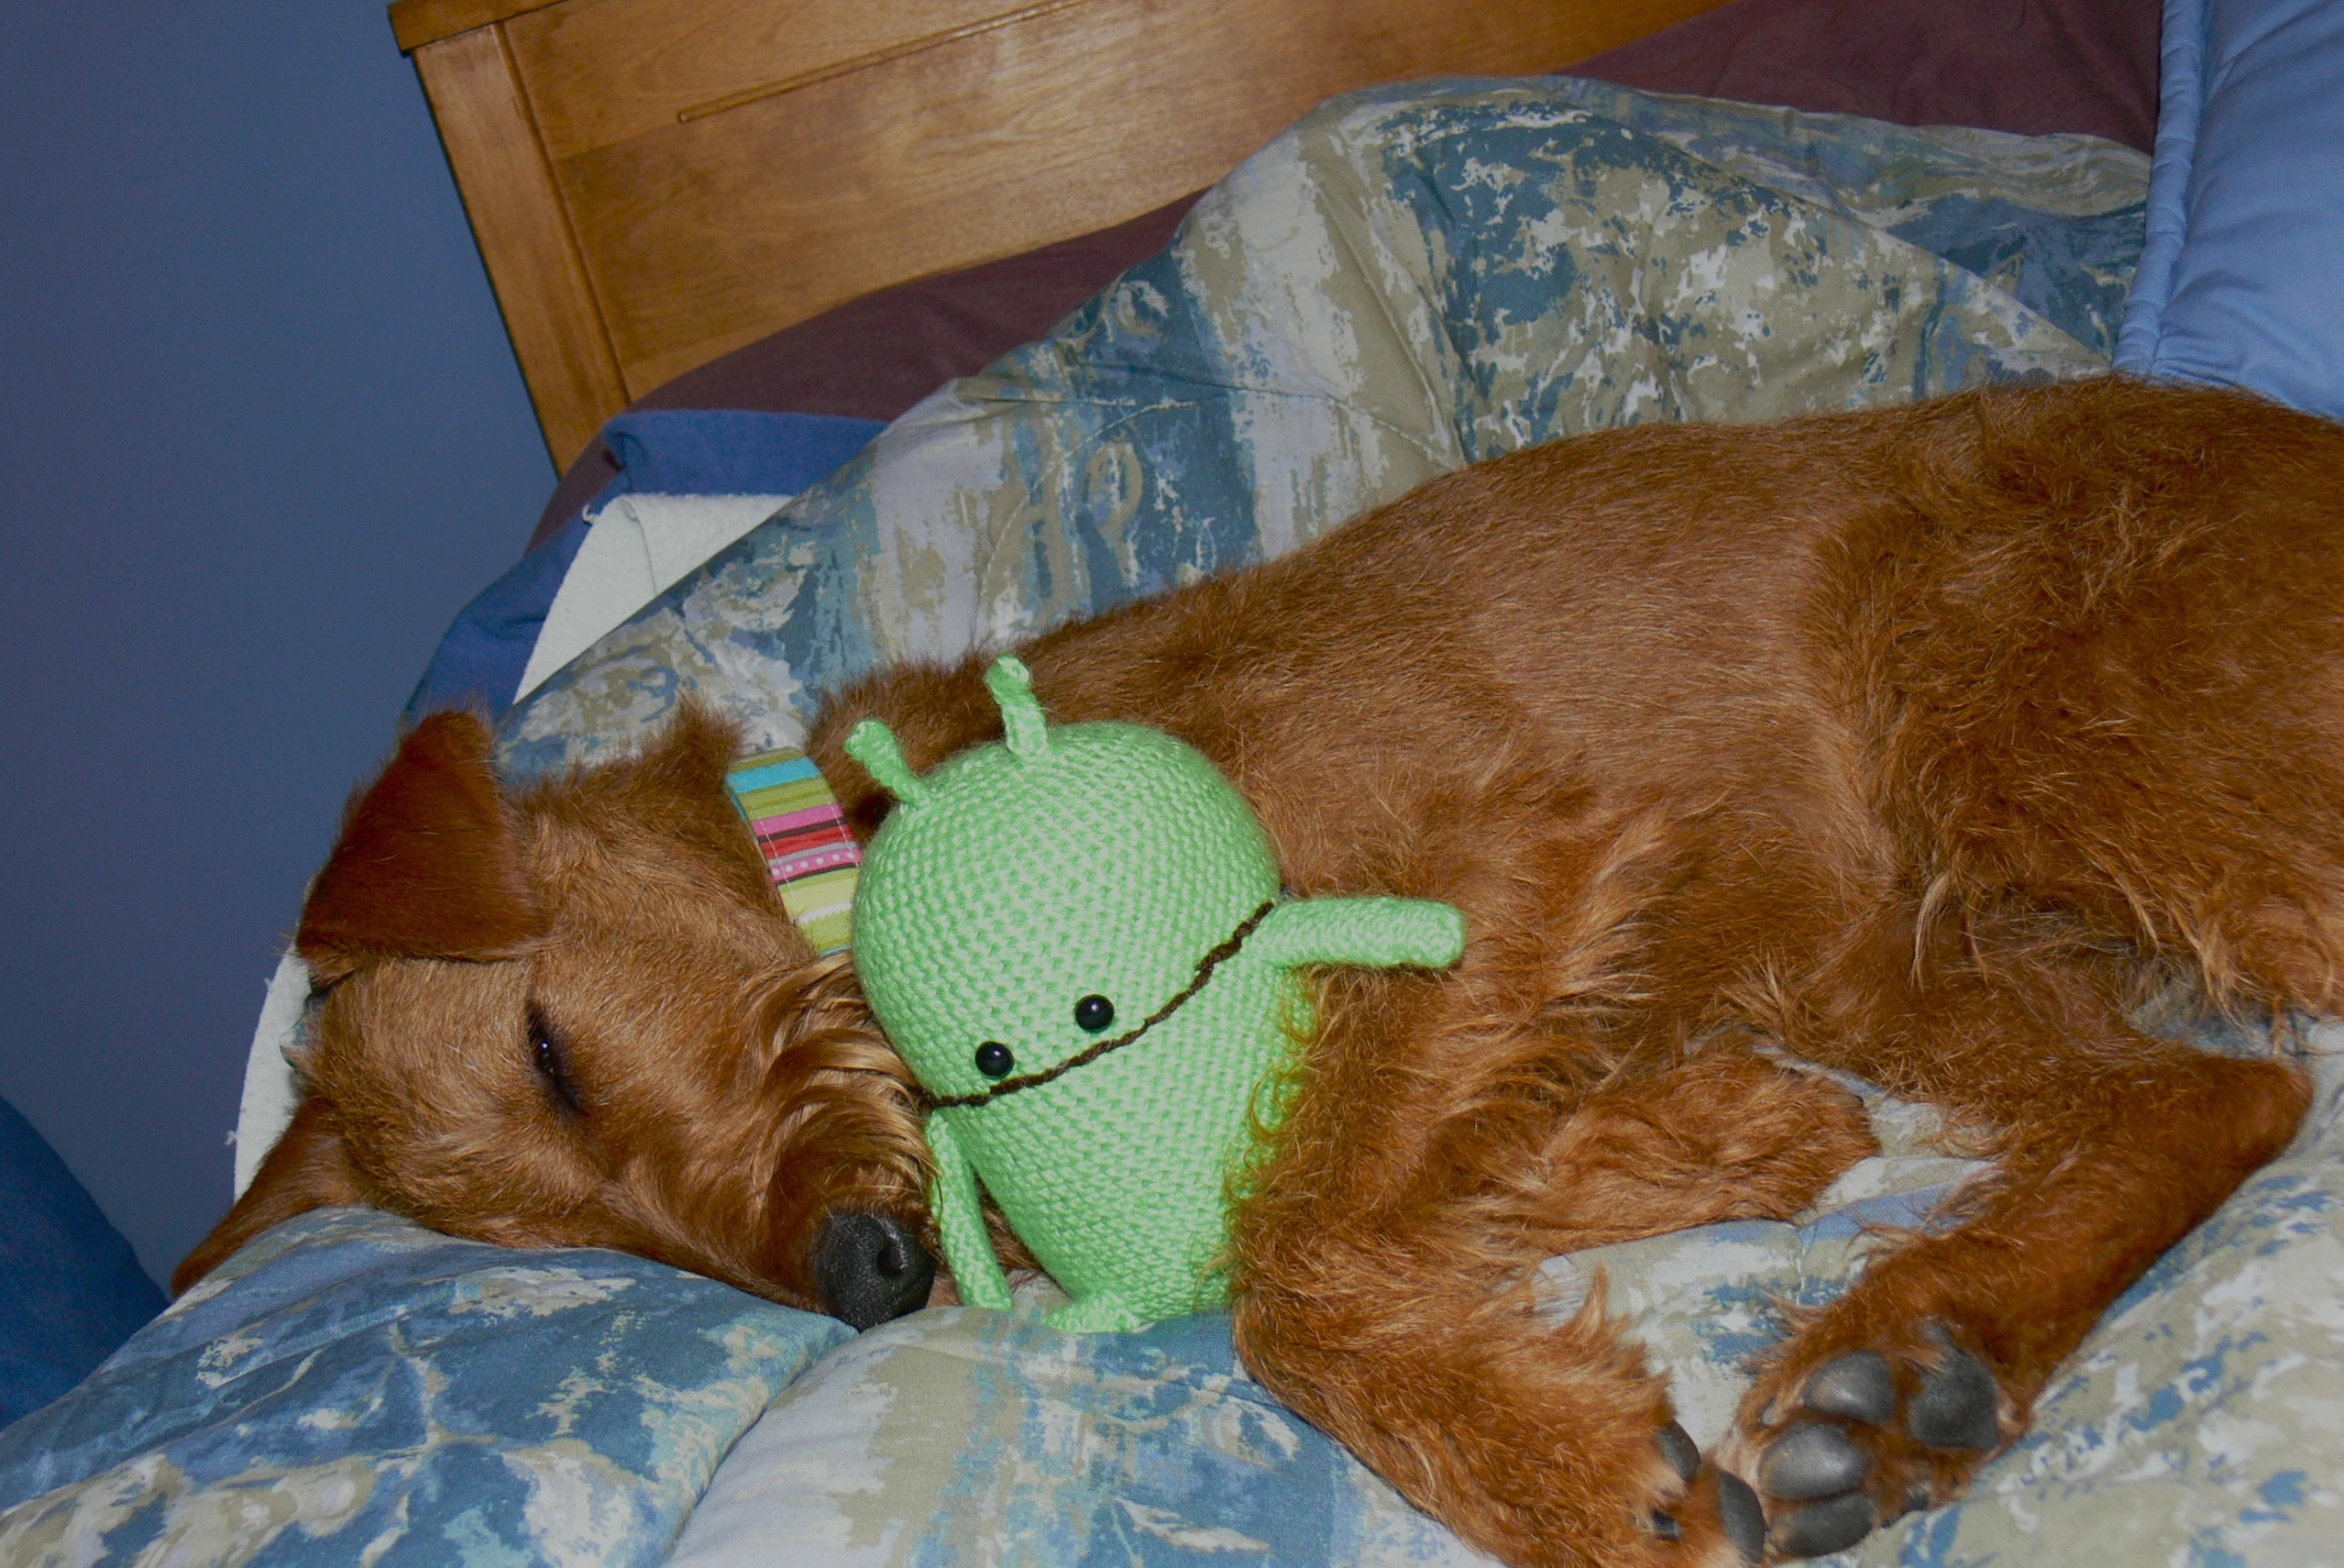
[0,2,553,1285]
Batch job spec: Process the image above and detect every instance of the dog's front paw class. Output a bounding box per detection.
[1732,1322,2006,1559]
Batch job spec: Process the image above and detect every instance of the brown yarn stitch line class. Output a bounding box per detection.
[919,899,1278,1112]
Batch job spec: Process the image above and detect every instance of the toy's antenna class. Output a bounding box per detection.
[842,718,931,806]
[986,655,1050,757]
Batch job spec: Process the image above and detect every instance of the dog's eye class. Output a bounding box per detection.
[1074,994,1115,1033]
[974,1042,1015,1080]
[527,1003,586,1118]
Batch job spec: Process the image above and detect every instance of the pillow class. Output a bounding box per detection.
[405,409,883,722]
[2115,0,2344,418]
[0,1208,851,1557]
[0,1097,161,1427]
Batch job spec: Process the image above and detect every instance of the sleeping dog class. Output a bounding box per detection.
[184,378,2339,1567]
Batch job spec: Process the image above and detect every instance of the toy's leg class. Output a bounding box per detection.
[1723,913,2309,1559]
[926,1115,1014,1311]
[1230,970,1872,1568]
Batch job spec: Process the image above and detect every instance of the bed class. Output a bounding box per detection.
[5,0,2342,1563]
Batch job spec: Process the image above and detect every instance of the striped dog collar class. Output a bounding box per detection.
[726,748,862,955]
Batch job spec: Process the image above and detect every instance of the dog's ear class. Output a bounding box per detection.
[297,712,545,978]
[629,698,742,815]
[605,699,776,902]
[809,659,1005,840]
[171,1095,369,1295]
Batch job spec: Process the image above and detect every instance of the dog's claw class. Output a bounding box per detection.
[1657,1419,1701,1483]
[1805,1350,1895,1424]
[1647,1425,1761,1563]
[1760,1421,1872,1501]
[1716,1472,1767,1565]
[1772,1491,1876,1559]
[1906,1326,1999,1450]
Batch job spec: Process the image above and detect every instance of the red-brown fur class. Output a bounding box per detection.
[186,379,2339,1567]
[180,710,932,1303]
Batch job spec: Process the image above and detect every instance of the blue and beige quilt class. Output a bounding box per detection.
[9,77,2340,1568]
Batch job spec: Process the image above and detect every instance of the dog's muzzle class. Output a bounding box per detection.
[812,1210,936,1329]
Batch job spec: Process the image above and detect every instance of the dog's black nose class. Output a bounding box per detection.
[812,1210,936,1330]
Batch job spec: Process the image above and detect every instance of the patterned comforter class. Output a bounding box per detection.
[9,77,2338,1568]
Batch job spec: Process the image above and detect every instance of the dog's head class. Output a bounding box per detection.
[175,705,938,1328]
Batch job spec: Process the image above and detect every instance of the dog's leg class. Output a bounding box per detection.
[1229,974,1874,1568]
[1727,937,2309,1559]
[1726,383,2344,1555]
[1492,1040,1879,1248]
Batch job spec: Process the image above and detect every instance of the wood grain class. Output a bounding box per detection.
[391,0,561,54]
[507,0,1073,163]
[407,0,1729,454]
[413,24,628,467]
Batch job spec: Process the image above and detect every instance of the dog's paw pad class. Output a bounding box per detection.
[1905,1326,1999,1450]
[1744,1320,2007,1558]
[1772,1491,1876,1559]
[1760,1421,1872,1500]
[1804,1350,1895,1424]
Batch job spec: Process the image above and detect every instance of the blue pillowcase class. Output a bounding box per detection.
[405,409,884,723]
[2116,0,2344,418]
[400,512,591,725]
[590,407,883,497]
[0,1098,162,1428]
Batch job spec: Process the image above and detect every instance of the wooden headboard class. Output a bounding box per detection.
[389,0,1729,468]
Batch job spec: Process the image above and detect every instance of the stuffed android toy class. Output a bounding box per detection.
[843,654,1465,1332]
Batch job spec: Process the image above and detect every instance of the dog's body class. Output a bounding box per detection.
[190,379,2340,1566]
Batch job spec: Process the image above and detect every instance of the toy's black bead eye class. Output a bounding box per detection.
[974,1042,1015,1079]
[1074,994,1115,1033]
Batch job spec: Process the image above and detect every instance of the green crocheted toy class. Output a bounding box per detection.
[843,655,1465,1332]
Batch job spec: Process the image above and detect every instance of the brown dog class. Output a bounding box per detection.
[186,378,2339,1567]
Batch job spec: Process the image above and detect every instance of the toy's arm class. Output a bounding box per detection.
[925,1114,1014,1311]
[1252,896,1466,971]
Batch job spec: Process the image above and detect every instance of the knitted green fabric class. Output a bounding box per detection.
[845,656,1465,1332]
